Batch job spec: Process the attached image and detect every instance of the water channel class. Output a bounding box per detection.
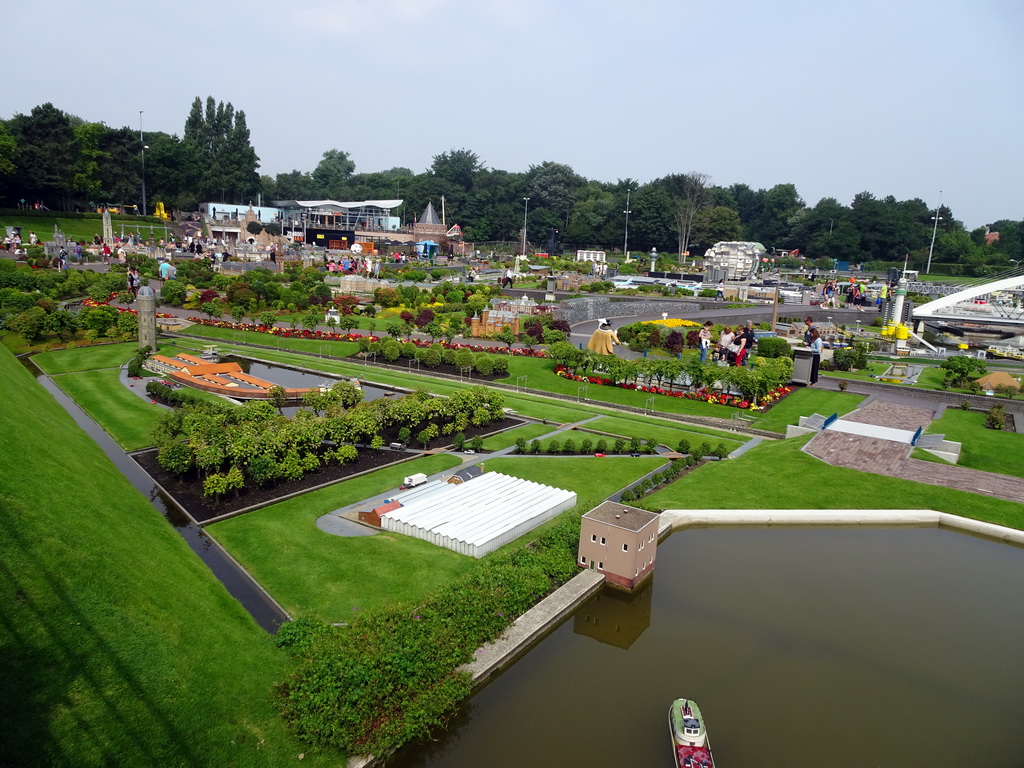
[389,526,1024,768]
[26,358,289,632]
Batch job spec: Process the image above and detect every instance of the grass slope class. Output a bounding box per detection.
[49,369,164,451]
[0,346,336,766]
[645,436,1024,529]
[208,454,466,620]
[924,408,1024,478]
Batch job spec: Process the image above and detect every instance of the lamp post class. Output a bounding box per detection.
[622,188,632,261]
[925,190,943,274]
[139,110,147,217]
[521,197,530,256]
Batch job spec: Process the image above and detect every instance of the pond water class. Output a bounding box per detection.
[389,527,1024,768]
[219,356,399,402]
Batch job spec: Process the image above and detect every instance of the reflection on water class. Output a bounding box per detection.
[388,527,1024,768]
[574,579,653,650]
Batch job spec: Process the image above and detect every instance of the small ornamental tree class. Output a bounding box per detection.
[941,355,987,388]
[496,325,518,349]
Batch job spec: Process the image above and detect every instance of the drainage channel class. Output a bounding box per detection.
[30,361,289,633]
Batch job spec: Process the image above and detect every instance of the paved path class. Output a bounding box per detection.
[805,399,1024,504]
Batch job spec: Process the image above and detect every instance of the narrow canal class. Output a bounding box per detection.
[389,526,1024,768]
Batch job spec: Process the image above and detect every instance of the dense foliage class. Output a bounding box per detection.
[275,512,582,757]
[4,102,1021,273]
[149,385,504,502]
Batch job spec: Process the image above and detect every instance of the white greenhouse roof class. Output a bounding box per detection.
[382,473,576,558]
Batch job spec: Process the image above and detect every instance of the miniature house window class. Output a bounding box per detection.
[580,555,586,564]
[591,534,597,542]
[598,562,604,570]
[600,537,606,545]
[622,543,628,552]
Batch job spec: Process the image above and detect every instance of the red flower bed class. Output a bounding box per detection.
[185,318,549,357]
[553,364,793,411]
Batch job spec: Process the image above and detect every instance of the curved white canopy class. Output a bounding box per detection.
[273,199,402,212]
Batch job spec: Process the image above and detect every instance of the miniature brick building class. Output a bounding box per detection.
[578,501,659,590]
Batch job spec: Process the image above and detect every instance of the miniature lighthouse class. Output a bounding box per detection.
[137,285,158,351]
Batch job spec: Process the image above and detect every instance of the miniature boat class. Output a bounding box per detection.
[669,698,714,768]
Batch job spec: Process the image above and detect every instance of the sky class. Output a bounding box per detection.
[6,0,1022,230]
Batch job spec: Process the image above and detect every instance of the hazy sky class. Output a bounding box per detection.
[6,0,1021,230]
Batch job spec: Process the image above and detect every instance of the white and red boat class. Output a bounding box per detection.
[668,698,714,768]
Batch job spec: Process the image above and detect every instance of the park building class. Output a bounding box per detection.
[578,502,660,590]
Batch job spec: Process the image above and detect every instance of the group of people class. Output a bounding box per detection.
[697,321,759,367]
[820,277,893,312]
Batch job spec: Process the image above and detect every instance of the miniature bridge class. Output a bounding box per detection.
[912,267,1024,326]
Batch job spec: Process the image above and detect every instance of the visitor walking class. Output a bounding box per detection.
[716,279,725,301]
[502,267,514,289]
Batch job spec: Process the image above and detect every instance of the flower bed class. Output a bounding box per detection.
[185,317,549,356]
[83,296,176,318]
[553,364,793,411]
[640,318,700,328]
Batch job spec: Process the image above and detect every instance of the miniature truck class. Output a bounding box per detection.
[402,473,428,489]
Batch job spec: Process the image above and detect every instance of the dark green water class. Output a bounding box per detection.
[388,527,1024,768]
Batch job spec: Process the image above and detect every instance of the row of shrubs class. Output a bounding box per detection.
[363,338,511,375]
[620,456,701,503]
[514,434,730,458]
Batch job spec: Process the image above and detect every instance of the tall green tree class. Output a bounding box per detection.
[312,149,356,198]
[182,96,260,203]
[7,103,77,209]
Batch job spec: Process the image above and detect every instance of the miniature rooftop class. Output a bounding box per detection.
[584,501,659,532]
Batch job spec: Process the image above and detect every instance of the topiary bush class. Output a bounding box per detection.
[756,336,792,358]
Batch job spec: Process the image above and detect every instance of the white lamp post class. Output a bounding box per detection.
[649,247,658,273]
[139,110,147,217]
[925,190,943,274]
[622,188,632,260]
[521,197,530,256]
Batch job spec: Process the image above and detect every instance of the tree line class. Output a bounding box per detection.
[1,100,1021,274]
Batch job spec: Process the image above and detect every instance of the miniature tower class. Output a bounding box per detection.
[137,285,158,351]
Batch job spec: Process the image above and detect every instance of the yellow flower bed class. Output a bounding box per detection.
[640,318,700,328]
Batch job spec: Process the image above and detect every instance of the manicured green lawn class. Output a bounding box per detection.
[644,436,1024,530]
[49,369,164,450]
[582,415,745,451]
[500,356,740,417]
[208,454,465,620]
[0,214,159,244]
[749,388,865,433]
[924,408,1024,478]
[480,422,558,450]
[484,456,667,513]
[31,341,139,374]
[0,346,338,766]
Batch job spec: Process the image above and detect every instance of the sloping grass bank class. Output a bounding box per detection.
[0,346,337,766]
